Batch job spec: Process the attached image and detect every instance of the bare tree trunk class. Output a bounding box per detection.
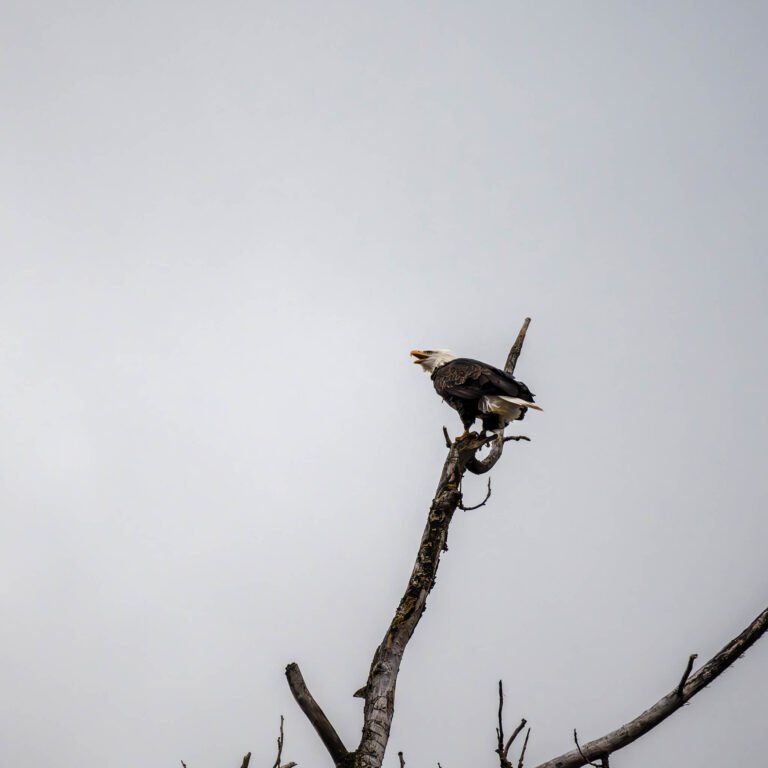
[354,430,498,768]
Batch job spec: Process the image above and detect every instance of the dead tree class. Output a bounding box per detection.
[284,318,768,768]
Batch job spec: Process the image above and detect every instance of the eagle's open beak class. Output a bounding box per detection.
[410,349,428,364]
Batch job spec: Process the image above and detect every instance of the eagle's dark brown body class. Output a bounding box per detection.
[431,357,538,432]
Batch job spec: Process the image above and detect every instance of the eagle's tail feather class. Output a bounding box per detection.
[498,395,544,412]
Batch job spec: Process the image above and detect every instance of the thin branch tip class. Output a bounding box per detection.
[517,727,531,768]
[504,719,528,759]
[505,317,532,374]
[677,653,698,697]
[573,730,599,768]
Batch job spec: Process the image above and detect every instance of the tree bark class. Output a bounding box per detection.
[354,432,493,768]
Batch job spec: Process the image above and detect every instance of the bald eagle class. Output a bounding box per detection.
[410,349,542,435]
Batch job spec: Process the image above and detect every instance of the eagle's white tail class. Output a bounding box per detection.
[478,395,543,425]
[498,395,543,412]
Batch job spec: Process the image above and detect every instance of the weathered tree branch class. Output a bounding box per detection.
[496,680,526,768]
[354,430,490,768]
[285,663,350,767]
[506,721,528,759]
[505,318,531,374]
[272,715,297,768]
[273,716,286,768]
[517,728,531,768]
[534,605,768,768]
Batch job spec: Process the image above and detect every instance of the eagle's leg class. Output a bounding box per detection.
[453,406,477,441]
[481,414,505,441]
[457,417,480,441]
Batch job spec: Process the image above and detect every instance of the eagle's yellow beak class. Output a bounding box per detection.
[410,349,429,364]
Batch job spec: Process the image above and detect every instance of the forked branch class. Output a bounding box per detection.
[495,679,526,768]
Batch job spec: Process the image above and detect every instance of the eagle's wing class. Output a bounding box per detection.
[434,359,536,402]
[432,359,488,400]
[475,364,537,401]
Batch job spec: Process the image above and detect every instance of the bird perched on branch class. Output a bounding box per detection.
[410,349,542,436]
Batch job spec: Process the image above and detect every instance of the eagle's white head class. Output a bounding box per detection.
[410,349,458,374]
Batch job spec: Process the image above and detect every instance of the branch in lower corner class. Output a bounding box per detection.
[495,680,527,768]
[272,715,296,768]
[533,606,768,768]
[285,663,349,766]
[505,720,528,760]
[517,728,531,768]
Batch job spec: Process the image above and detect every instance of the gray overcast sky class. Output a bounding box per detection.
[1,2,767,767]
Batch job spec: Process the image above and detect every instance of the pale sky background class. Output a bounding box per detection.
[2,2,767,767]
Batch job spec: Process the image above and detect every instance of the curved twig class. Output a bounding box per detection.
[459,478,492,511]
[572,731,599,768]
